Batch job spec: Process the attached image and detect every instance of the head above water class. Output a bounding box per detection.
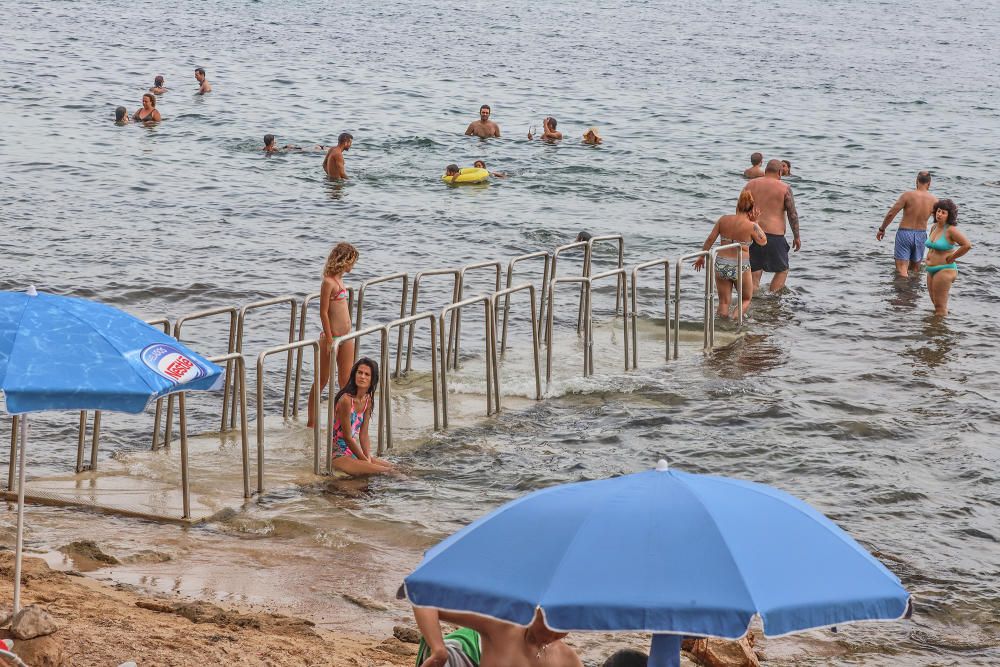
[446,164,460,176]
[338,132,353,148]
[194,67,206,81]
[576,231,593,242]
[264,134,275,148]
[932,198,958,225]
[737,189,755,214]
[115,106,127,122]
[916,170,932,187]
[473,160,486,169]
[333,357,380,406]
[750,152,763,166]
[602,649,648,667]
[764,159,783,175]
[324,242,359,277]
[142,93,156,108]
[154,75,164,86]
[546,117,558,129]
[781,159,791,175]
[479,104,491,120]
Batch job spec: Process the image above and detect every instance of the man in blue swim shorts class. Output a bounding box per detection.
[877,171,937,277]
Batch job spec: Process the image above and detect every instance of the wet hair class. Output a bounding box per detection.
[917,170,932,185]
[194,67,206,76]
[547,117,558,129]
[264,134,275,147]
[323,242,359,277]
[781,159,791,170]
[576,231,593,242]
[480,104,491,113]
[115,106,127,122]
[338,132,353,146]
[473,160,486,169]
[333,357,380,408]
[932,198,958,225]
[737,190,755,213]
[764,159,782,174]
[603,649,648,667]
[154,75,164,86]
[750,152,763,166]
[142,93,156,108]
[446,164,460,175]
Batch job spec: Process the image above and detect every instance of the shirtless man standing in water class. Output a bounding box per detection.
[877,171,937,277]
[465,104,501,138]
[323,133,353,179]
[743,159,801,292]
[414,606,582,667]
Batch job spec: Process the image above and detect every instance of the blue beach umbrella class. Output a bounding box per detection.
[404,461,911,667]
[0,287,223,612]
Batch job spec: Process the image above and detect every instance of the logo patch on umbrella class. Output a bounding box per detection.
[141,344,207,384]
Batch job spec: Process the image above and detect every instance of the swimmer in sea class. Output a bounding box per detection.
[877,171,937,277]
[330,357,394,476]
[465,104,501,138]
[323,133,353,179]
[473,160,506,178]
[133,93,161,123]
[924,198,972,317]
[528,116,562,141]
[263,134,312,152]
[693,190,767,319]
[445,164,461,184]
[307,242,359,428]
[582,127,603,145]
[114,106,130,125]
[194,67,212,94]
[149,75,167,94]
[781,159,791,177]
[743,152,764,179]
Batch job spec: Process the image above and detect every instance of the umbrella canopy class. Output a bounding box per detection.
[405,461,910,665]
[0,288,222,413]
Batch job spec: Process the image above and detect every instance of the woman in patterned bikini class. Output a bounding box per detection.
[331,358,393,476]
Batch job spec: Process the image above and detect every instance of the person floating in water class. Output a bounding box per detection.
[330,357,394,476]
[114,106,130,125]
[194,67,212,94]
[877,171,937,277]
[781,159,792,177]
[582,127,603,145]
[133,93,161,123]
[414,606,582,667]
[149,75,167,94]
[473,160,506,178]
[528,117,562,141]
[444,164,462,184]
[323,133,353,179]
[924,198,972,317]
[465,104,501,138]
[743,159,800,293]
[743,152,764,179]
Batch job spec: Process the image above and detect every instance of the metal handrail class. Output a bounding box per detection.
[327,325,390,468]
[161,306,239,450]
[291,288,354,417]
[355,273,409,377]
[405,268,461,373]
[492,283,542,406]
[232,296,298,428]
[630,258,671,369]
[674,251,714,359]
[256,340,322,493]
[709,243,746,333]
[439,295,499,428]
[501,251,550,356]
[545,240,589,339]
[451,261,502,370]
[382,312,440,449]
[583,234,626,329]
[207,352,251,499]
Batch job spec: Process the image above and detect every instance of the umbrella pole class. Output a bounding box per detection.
[649,634,681,667]
[13,415,27,613]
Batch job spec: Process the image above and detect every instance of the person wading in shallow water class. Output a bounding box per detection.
[323,133,353,179]
[924,198,972,317]
[414,606,583,667]
[743,159,800,292]
[465,104,501,138]
[194,67,212,94]
[877,171,937,277]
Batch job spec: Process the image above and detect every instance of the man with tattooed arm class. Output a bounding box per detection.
[742,159,801,292]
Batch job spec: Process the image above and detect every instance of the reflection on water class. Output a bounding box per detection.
[888,274,924,311]
[905,315,959,371]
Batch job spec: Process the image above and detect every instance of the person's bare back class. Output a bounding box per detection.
[886,189,937,232]
[743,164,799,243]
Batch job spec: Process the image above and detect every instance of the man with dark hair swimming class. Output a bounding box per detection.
[743,152,764,179]
[877,171,937,277]
[323,132,353,179]
[465,104,501,138]
[194,67,212,94]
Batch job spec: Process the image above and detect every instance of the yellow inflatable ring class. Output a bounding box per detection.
[442,167,489,184]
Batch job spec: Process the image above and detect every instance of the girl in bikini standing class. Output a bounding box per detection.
[307,242,359,427]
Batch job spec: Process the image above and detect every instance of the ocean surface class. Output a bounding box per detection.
[1,1,999,664]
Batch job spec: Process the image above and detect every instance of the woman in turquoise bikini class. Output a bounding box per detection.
[331,357,393,475]
[925,199,972,316]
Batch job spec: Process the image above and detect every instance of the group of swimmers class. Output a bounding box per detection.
[113,69,212,125]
